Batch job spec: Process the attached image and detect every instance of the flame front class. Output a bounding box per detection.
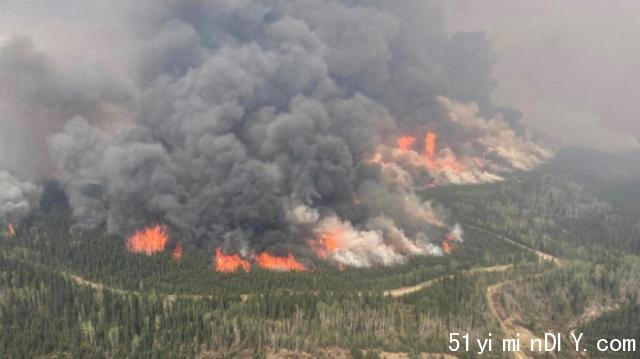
[423,132,464,173]
[367,130,472,185]
[172,242,183,262]
[254,252,306,271]
[6,223,16,238]
[424,132,437,160]
[215,248,251,273]
[442,232,455,254]
[397,135,417,152]
[312,229,344,259]
[125,224,169,255]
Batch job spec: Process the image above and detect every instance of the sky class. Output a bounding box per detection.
[1,0,639,155]
[446,0,640,152]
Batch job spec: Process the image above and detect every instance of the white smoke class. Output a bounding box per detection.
[449,223,464,243]
[0,170,40,222]
[367,96,552,188]
[439,96,553,172]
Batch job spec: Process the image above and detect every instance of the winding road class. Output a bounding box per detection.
[482,233,563,359]
[384,264,513,298]
[5,229,566,359]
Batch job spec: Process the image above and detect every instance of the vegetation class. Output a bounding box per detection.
[1,148,639,357]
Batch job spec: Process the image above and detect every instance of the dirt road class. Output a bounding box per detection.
[384,264,513,298]
[482,235,563,359]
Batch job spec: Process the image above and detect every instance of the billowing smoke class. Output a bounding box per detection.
[5,0,551,267]
[0,35,133,180]
[0,170,40,224]
[368,97,552,186]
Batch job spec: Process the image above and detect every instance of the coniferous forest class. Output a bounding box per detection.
[1,148,640,358]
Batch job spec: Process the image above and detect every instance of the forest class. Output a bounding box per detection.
[1,148,639,358]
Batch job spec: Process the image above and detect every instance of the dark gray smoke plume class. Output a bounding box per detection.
[3,0,550,267]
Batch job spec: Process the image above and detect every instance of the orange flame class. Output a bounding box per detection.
[126,224,169,255]
[6,223,16,238]
[423,131,465,174]
[172,242,183,262]
[442,233,456,254]
[397,135,417,152]
[371,130,469,179]
[311,229,343,259]
[215,248,251,273]
[425,132,437,160]
[254,252,306,271]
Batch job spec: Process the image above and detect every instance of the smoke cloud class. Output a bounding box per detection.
[4,0,551,267]
[0,170,40,223]
[0,35,133,180]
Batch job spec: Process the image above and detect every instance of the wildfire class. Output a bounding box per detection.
[125,224,169,255]
[172,242,183,262]
[365,131,472,187]
[373,129,510,186]
[215,248,251,273]
[422,132,465,174]
[442,232,456,254]
[397,135,417,152]
[429,156,465,174]
[311,229,344,259]
[6,223,16,238]
[425,132,437,160]
[254,252,306,271]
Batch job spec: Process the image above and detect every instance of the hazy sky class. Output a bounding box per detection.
[1,1,639,153]
[447,0,640,152]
